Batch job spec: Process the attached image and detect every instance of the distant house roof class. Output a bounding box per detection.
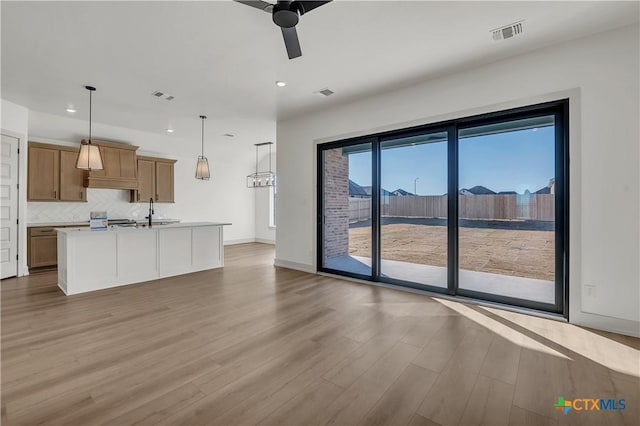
[498,191,517,195]
[363,186,392,196]
[460,185,496,195]
[535,186,551,194]
[391,189,414,196]
[349,180,369,197]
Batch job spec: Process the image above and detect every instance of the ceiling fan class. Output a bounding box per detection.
[235,1,332,59]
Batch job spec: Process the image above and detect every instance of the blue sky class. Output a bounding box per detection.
[348,127,555,195]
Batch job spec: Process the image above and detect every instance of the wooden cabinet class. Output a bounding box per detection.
[83,140,139,189]
[28,142,86,202]
[131,156,176,203]
[27,227,58,268]
[155,161,175,202]
[120,149,137,179]
[59,149,86,201]
[27,144,59,201]
[27,225,89,271]
[135,159,155,202]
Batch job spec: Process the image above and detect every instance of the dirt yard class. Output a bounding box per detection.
[349,223,555,281]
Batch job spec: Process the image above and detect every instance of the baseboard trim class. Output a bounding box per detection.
[274,258,316,274]
[571,313,640,338]
[255,238,275,245]
[224,238,256,246]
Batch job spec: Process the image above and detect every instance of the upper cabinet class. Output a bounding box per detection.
[131,156,176,203]
[27,144,59,201]
[59,148,87,201]
[28,141,176,204]
[27,142,86,202]
[135,158,156,202]
[155,160,175,202]
[83,140,139,190]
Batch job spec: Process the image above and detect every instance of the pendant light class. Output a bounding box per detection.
[246,142,275,188]
[195,115,210,180]
[76,86,104,170]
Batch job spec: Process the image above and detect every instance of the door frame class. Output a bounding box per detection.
[317,99,569,317]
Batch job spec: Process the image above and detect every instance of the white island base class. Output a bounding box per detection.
[57,222,230,295]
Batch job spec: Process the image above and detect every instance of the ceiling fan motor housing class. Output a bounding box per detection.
[272,1,299,28]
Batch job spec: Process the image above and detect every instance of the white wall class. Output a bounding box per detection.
[254,151,276,244]
[276,24,640,336]
[26,110,261,248]
[1,99,29,276]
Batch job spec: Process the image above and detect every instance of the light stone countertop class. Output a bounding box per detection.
[55,222,231,234]
[28,219,181,227]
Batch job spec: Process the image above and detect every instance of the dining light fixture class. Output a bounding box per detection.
[247,142,275,188]
[76,86,104,170]
[195,115,211,180]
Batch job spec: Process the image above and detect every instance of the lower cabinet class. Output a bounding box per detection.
[27,225,89,271]
[27,228,58,268]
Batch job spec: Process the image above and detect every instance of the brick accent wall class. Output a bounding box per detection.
[323,148,349,261]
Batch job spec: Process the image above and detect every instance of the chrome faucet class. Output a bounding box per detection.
[146,198,154,227]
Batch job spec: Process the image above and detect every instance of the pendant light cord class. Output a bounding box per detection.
[255,145,258,176]
[201,117,204,156]
[89,89,92,144]
[268,143,272,173]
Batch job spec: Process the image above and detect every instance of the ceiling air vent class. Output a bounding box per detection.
[492,21,523,41]
[316,88,335,97]
[151,91,175,101]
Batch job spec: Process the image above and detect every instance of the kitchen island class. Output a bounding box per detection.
[56,222,231,295]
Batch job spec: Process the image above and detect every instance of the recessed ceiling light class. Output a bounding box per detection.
[166,129,175,133]
[275,81,287,87]
[65,107,76,113]
[223,133,235,138]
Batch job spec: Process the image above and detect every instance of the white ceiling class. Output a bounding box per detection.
[2,1,638,142]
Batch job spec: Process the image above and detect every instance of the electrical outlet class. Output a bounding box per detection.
[584,285,596,297]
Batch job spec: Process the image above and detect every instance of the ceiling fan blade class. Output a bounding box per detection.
[295,1,332,15]
[235,0,273,12]
[281,27,302,59]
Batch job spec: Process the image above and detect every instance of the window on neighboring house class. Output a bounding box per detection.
[269,183,276,228]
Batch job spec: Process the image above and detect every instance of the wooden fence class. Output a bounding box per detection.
[349,197,372,222]
[349,194,554,222]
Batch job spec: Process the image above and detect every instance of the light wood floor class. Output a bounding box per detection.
[2,243,638,426]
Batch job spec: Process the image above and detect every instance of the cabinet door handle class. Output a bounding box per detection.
[137,192,140,201]
[80,190,83,199]
[54,190,57,198]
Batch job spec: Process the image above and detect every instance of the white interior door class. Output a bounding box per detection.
[1,134,19,279]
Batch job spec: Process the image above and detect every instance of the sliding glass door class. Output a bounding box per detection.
[318,100,568,315]
[457,116,558,305]
[379,131,449,288]
[321,141,374,279]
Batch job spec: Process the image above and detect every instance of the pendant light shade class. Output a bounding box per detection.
[195,115,210,180]
[76,144,104,170]
[76,86,104,170]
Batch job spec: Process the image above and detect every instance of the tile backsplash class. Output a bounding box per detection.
[28,188,175,223]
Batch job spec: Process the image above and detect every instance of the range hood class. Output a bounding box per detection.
[83,139,139,190]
